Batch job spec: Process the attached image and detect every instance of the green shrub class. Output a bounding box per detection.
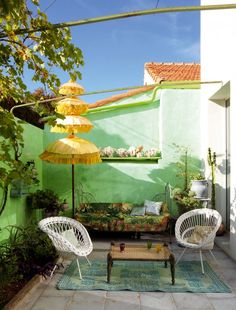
[0,224,58,307]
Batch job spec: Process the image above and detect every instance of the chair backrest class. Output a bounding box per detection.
[38,216,93,255]
[175,208,222,241]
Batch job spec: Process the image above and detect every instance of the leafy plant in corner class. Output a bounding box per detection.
[27,189,63,216]
[0,224,58,308]
[172,145,203,214]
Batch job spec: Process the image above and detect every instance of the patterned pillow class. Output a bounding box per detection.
[130,205,146,216]
[120,203,134,214]
[188,225,213,244]
[144,200,163,215]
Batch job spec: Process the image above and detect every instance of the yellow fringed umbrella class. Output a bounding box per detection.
[51,116,94,133]
[55,96,88,115]
[40,134,101,217]
[59,80,85,95]
[40,79,101,217]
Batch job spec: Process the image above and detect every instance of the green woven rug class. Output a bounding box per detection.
[57,260,231,293]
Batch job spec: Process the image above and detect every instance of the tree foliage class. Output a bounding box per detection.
[0,0,84,102]
[0,0,84,215]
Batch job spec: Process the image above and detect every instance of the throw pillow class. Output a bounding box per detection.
[188,225,213,244]
[61,228,78,247]
[130,205,146,216]
[144,200,163,215]
[121,203,133,214]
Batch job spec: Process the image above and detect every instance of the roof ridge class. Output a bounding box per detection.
[145,62,200,66]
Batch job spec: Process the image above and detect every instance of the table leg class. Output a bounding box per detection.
[169,253,175,285]
[164,261,167,268]
[107,252,112,283]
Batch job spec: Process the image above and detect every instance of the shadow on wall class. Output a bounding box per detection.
[149,153,204,189]
[86,100,159,121]
[81,102,160,149]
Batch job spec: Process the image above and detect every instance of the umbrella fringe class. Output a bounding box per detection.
[56,103,88,115]
[51,124,93,133]
[40,151,101,165]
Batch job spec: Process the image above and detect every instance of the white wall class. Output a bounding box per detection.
[201,0,236,259]
[144,68,155,85]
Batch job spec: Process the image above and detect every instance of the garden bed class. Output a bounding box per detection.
[0,224,58,308]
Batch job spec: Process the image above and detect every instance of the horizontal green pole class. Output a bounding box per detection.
[82,80,223,96]
[85,80,224,114]
[1,4,236,38]
[10,80,222,116]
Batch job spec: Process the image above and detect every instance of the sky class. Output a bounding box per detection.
[26,0,200,102]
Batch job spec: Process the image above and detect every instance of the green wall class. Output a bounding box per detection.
[0,122,43,240]
[43,88,201,215]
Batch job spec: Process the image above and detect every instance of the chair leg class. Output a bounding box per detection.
[199,250,204,274]
[76,258,83,280]
[49,264,58,278]
[175,247,187,265]
[208,249,218,264]
[85,256,91,266]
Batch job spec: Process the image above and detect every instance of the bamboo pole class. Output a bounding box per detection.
[1,4,236,38]
[82,81,222,96]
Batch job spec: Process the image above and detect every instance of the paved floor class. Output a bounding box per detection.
[17,234,236,310]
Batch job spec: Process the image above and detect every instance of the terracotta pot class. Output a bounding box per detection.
[216,223,225,236]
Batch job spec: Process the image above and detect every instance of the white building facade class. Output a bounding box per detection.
[201,0,236,259]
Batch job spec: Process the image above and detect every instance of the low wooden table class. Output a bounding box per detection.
[107,242,175,285]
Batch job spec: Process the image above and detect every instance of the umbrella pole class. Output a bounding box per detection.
[72,164,75,218]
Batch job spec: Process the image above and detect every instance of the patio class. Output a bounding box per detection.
[14,234,236,310]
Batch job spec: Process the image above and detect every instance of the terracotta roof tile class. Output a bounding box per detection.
[145,62,200,82]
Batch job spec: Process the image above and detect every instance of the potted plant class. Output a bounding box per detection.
[190,173,208,199]
[172,187,203,215]
[27,189,63,217]
[172,145,203,215]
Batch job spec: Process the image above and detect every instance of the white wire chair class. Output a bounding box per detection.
[175,208,222,274]
[38,216,93,279]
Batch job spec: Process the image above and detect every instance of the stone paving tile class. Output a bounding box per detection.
[219,268,236,289]
[172,293,214,310]
[216,258,236,268]
[106,291,139,302]
[73,290,107,299]
[206,293,236,310]
[17,283,47,310]
[104,299,140,310]
[30,296,71,310]
[105,291,140,310]
[140,292,177,310]
[69,291,106,310]
[41,286,75,297]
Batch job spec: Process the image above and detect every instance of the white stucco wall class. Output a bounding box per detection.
[201,0,236,259]
[144,68,155,85]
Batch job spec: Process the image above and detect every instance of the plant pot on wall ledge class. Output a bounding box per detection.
[190,179,208,199]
